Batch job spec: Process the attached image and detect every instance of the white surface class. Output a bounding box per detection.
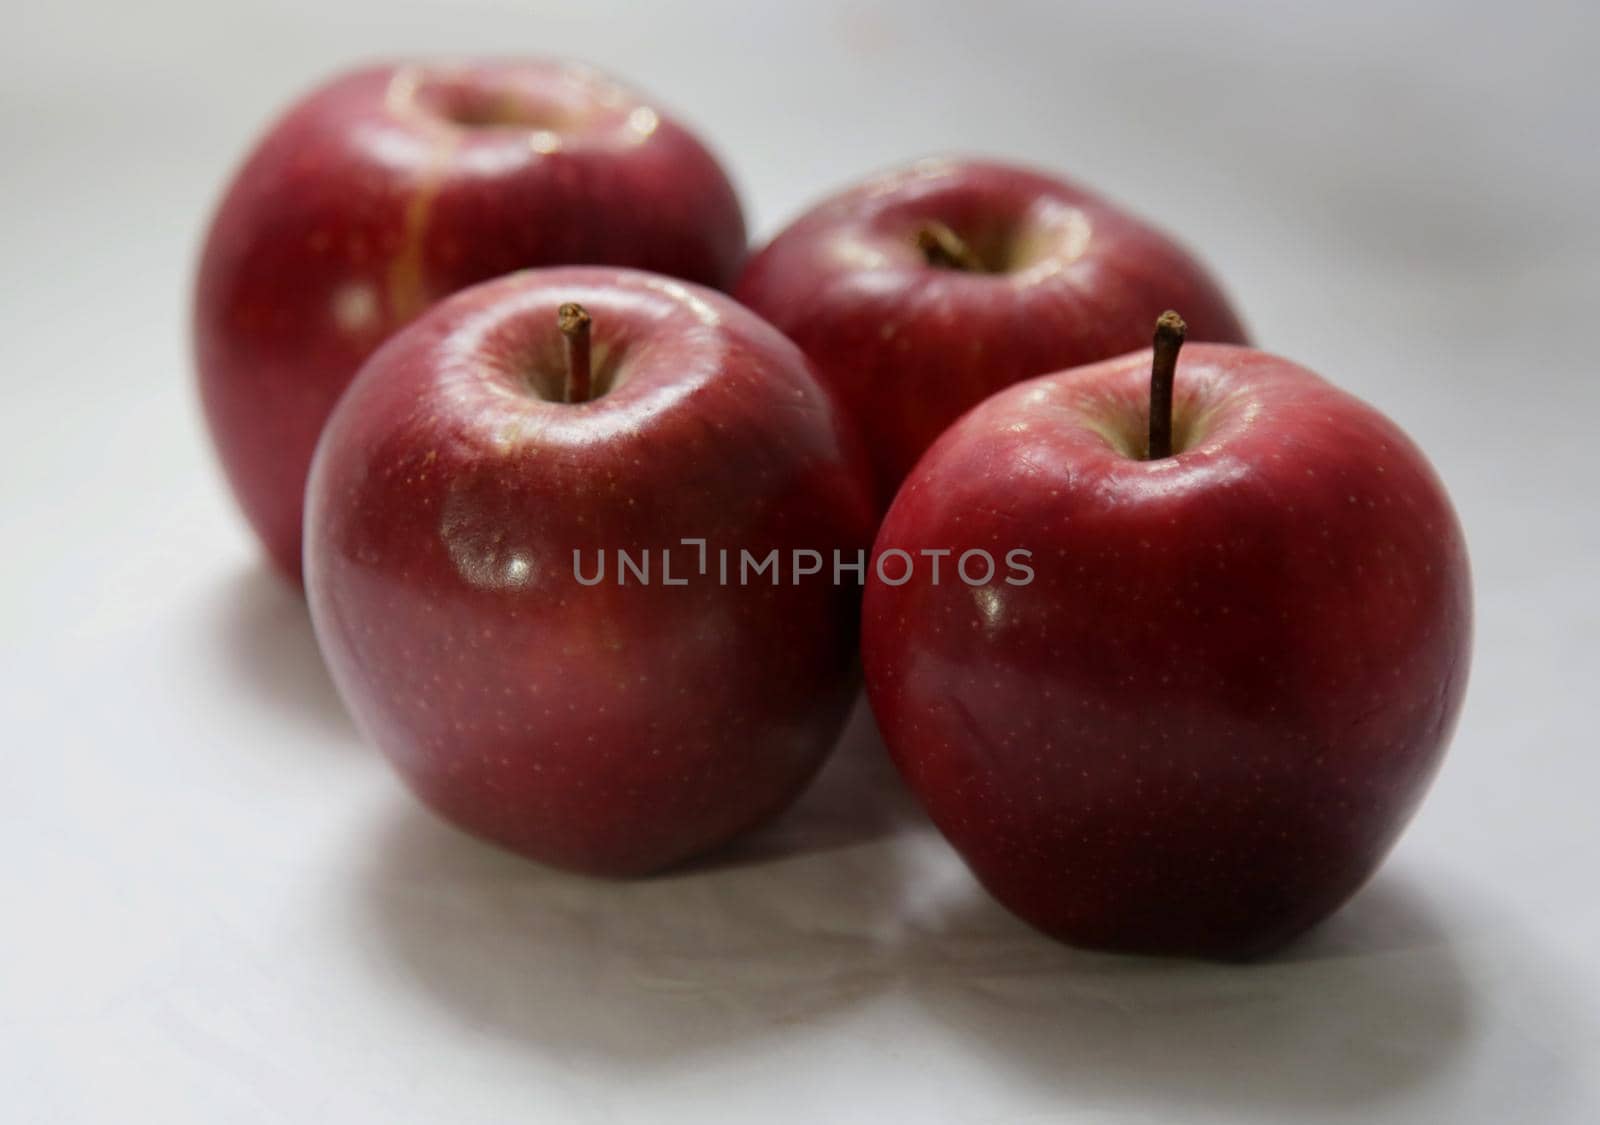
[3,1,1598,1121]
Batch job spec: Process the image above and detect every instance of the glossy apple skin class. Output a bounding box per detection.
[736,158,1249,503]
[863,345,1471,958]
[305,268,874,876]
[197,60,748,581]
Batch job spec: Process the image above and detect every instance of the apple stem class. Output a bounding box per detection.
[559,302,593,404]
[1147,311,1187,460]
[917,222,984,272]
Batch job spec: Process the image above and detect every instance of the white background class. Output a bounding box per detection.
[3,1,1598,1121]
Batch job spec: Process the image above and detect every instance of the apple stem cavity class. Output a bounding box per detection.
[559,301,593,404]
[916,222,984,272]
[1147,310,1187,460]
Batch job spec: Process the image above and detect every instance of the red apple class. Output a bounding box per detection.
[735,158,1249,502]
[305,267,874,876]
[196,60,747,580]
[862,317,1471,958]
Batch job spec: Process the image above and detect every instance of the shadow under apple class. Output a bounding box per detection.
[897,870,1479,1118]
[204,562,356,743]
[356,699,935,1063]
[683,694,931,872]
[354,692,1492,1113]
